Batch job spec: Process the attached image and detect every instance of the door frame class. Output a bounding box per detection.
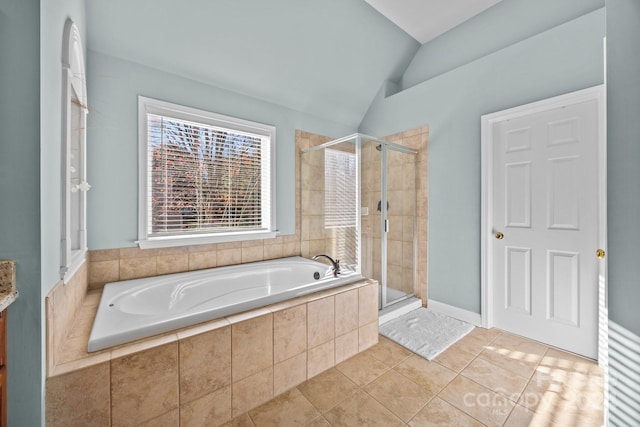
[379,140,419,310]
[480,85,607,347]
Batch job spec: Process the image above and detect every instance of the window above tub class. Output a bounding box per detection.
[137,97,276,249]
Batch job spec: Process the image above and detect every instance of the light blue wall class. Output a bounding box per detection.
[87,51,355,249]
[606,0,640,339]
[39,2,86,424]
[360,8,605,313]
[0,1,42,425]
[87,0,419,131]
[401,0,605,89]
[606,1,640,423]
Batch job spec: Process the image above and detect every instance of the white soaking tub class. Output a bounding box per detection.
[88,256,361,352]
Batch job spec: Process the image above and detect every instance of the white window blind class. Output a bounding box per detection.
[324,148,357,228]
[138,97,275,247]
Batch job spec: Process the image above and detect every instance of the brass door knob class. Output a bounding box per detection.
[596,249,605,259]
[495,232,504,240]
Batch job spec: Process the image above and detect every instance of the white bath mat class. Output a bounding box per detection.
[379,308,474,360]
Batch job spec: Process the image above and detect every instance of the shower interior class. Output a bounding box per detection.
[300,133,418,310]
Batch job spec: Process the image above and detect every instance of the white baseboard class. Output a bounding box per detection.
[427,299,482,326]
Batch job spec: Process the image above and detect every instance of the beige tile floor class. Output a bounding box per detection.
[224,328,604,427]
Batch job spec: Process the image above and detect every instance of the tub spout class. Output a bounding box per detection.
[312,254,341,277]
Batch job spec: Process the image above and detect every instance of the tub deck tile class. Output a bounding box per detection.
[176,317,230,340]
[51,351,113,378]
[226,307,272,325]
[110,332,179,361]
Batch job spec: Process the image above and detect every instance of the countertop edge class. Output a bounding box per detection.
[0,260,18,312]
[0,291,18,312]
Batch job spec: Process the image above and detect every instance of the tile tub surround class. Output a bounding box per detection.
[46,279,379,426]
[87,237,302,291]
[45,261,88,374]
[0,260,18,311]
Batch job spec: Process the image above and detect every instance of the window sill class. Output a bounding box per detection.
[137,230,278,249]
[62,251,87,284]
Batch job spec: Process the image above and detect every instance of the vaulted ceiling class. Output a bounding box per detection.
[86,1,602,131]
[87,0,420,128]
[364,0,502,43]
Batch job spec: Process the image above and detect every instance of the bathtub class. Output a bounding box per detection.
[88,256,362,352]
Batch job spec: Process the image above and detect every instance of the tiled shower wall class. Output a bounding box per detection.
[299,135,359,267]
[388,127,428,303]
[373,127,429,303]
[297,132,331,261]
[299,127,429,304]
[361,140,418,297]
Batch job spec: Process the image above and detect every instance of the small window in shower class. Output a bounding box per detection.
[137,97,276,248]
[324,148,358,266]
[324,149,357,228]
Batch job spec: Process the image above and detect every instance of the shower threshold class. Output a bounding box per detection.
[379,296,422,325]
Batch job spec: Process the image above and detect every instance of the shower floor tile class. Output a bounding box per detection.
[229,329,604,426]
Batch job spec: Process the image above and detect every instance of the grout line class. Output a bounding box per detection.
[301,368,360,416]
[271,308,275,400]
[246,411,257,426]
[421,338,493,427]
[431,375,493,427]
[108,358,113,426]
[501,404,518,426]
[357,386,408,425]
[176,340,181,423]
[405,394,437,426]
[295,388,324,422]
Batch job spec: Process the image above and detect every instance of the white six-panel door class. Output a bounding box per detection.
[482,86,605,359]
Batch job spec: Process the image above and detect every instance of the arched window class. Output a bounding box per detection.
[60,19,89,282]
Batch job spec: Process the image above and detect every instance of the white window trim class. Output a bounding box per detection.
[61,19,89,282]
[137,96,276,249]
